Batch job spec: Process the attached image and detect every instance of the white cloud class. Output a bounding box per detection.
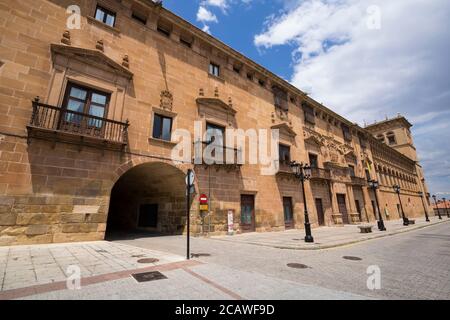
[197,6,218,23]
[202,24,211,34]
[202,0,229,11]
[254,0,450,195]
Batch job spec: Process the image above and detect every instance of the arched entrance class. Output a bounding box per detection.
[105,161,187,238]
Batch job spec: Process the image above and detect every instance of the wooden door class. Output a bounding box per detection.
[283,197,294,229]
[240,195,255,232]
[315,198,325,226]
[337,194,349,224]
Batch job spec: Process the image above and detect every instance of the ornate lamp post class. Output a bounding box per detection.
[418,191,430,222]
[432,195,442,219]
[393,184,409,226]
[368,179,386,231]
[443,198,450,218]
[290,161,314,243]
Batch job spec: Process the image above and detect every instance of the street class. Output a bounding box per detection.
[1,220,449,300]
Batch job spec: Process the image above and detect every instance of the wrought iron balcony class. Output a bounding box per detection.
[27,98,129,149]
[193,141,242,170]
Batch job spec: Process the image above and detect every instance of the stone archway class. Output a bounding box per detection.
[105,161,188,238]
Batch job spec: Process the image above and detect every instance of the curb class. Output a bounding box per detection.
[211,219,450,251]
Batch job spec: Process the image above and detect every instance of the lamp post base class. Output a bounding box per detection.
[377,220,386,231]
[304,223,314,243]
[403,218,409,226]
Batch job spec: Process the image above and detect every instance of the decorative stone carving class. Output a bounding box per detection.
[160,90,173,111]
[199,88,204,96]
[61,30,71,45]
[275,107,288,121]
[214,87,219,97]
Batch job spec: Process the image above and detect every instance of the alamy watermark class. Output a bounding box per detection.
[366,265,381,290]
[66,265,81,290]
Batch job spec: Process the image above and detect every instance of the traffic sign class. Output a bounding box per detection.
[199,194,208,204]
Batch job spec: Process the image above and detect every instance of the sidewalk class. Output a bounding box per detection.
[211,216,450,250]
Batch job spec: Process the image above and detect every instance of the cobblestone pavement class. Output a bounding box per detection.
[1,220,449,299]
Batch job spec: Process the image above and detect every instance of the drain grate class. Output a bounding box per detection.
[191,253,211,258]
[287,263,310,269]
[132,271,167,283]
[131,254,145,258]
[343,256,362,261]
[137,258,159,264]
[96,250,108,253]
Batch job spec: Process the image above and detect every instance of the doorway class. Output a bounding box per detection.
[315,198,325,226]
[283,197,294,229]
[240,195,255,232]
[337,194,349,224]
[355,199,362,222]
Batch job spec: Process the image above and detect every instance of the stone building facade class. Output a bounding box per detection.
[0,0,431,245]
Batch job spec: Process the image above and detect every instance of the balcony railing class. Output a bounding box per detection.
[27,98,129,147]
[193,141,242,168]
[310,167,331,180]
[351,176,367,186]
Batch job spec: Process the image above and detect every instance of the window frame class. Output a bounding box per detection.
[205,122,225,146]
[209,62,220,78]
[152,113,173,141]
[341,124,352,142]
[302,102,315,125]
[131,11,147,25]
[94,5,116,27]
[61,82,110,128]
[279,144,291,165]
[308,153,318,168]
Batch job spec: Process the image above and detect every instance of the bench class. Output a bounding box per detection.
[358,225,373,233]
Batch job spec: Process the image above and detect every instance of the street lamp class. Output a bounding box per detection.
[443,198,450,218]
[393,184,409,226]
[368,179,386,231]
[290,161,314,243]
[418,191,430,222]
[432,195,442,219]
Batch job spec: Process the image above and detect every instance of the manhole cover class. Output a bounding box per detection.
[191,253,211,258]
[287,263,310,269]
[132,271,167,283]
[343,256,362,261]
[137,258,159,263]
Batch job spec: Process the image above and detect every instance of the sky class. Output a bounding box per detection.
[162,0,450,198]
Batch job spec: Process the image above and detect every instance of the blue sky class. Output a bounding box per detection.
[162,0,450,198]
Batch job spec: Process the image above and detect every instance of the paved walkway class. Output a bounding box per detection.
[0,241,183,293]
[211,216,449,249]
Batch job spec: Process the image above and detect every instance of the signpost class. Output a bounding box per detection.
[185,169,195,260]
[199,194,208,212]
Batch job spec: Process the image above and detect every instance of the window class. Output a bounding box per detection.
[273,86,288,111]
[302,102,315,125]
[358,133,367,149]
[348,165,356,177]
[342,124,352,141]
[157,22,171,37]
[258,79,265,87]
[376,134,385,143]
[387,132,396,145]
[95,5,116,27]
[206,123,225,146]
[309,153,318,168]
[233,65,241,74]
[209,63,220,77]
[246,73,253,81]
[62,83,109,128]
[279,144,291,164]
[152,114,173,141]
[131,11,147,25]
[180,36,192,48]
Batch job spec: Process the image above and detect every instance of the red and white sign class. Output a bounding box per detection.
[199,194,208,204]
